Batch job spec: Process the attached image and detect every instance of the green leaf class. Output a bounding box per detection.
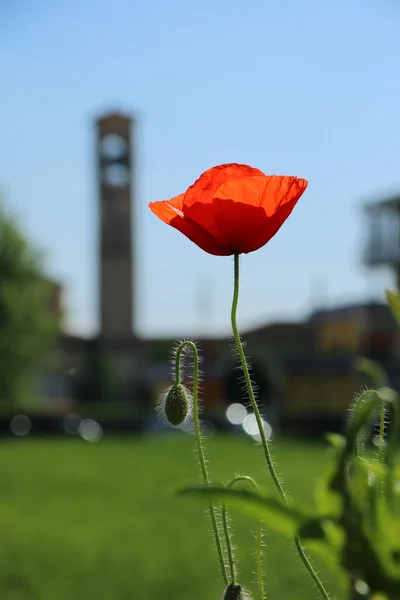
[177,486,311,536]
[325,433,346,450]
[355,356,387,389]
[386,289,400,328]
[298,517,329,540]
[380,390,400,461]
[347,389,382,454]
[304,523,345,585]
[356,456,388,479]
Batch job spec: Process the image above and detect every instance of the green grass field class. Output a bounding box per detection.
[0,433,344,599]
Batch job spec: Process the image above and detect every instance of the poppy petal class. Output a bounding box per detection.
[184,163,265,208]
[243,176,308,252]
[213,175,268,207]
[149,196,230,255]
[211,198,269,253]
[244,199,299,252]
[150,193,185,217]
[211,175,307,253]
[259,176,308,216]
[182,165,266,244]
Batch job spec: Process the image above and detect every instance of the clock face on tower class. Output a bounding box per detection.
[101,134,127,159]
[100,134,130,188]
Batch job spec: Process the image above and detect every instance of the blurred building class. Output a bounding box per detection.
[364,194,400,287]
[39,111,400,434]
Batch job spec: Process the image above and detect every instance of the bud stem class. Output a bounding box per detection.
[222,475,264,600]
[175,340,228,585]
[231,254,331,600]
[378,397,385,464]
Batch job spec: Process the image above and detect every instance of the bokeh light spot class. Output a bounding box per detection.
[242,413,272,442]
[354,580,369,596]
[226,403,248,425]
[79,419,103,443]
[10,415,32,436]
[63,413,82,435]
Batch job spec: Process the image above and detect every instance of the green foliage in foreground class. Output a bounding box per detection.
[181,370,400,600]
[182,391,400,598]
[179,288,400,600]
[0,436,342,600]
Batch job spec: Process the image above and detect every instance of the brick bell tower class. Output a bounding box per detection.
[96,112,135,340]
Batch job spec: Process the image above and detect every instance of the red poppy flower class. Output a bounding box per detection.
[149,163,308,256]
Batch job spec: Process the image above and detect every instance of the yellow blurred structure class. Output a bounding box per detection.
[317,319,362,354]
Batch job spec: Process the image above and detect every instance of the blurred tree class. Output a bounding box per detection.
[0,197,61,404]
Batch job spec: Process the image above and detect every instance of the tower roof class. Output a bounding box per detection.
[364,193,400,212]
[96,112,133,136]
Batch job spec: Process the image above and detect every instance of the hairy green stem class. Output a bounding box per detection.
[378,398,386,498]
[222,499,236,585]
[175,341,228,585]
[222,475,265,600]
[231,254,331,600]
[378,399,385,464]
[257,523,264,600]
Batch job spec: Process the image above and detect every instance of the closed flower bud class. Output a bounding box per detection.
[164,383,191,426]
[222,584,252,600]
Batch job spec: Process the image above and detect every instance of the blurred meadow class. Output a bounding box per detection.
[0,434,342,600]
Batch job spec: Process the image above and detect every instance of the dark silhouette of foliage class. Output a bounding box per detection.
[0,198,61,404]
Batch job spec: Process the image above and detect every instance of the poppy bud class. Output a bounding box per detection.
[222,584,252,600]
[164,383,191,426]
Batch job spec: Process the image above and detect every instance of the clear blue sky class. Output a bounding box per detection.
[1,0,399,338]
